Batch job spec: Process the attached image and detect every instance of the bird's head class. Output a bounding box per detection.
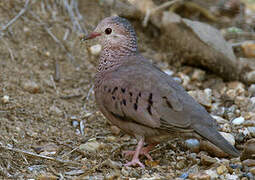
[82,16,138,53]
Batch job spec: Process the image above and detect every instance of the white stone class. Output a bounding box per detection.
[89,44,102,55]
[211,115,229,124]
[232,116,245,125]
[163,69,174,76]
[220,132,235,145]
[225,174,238,180]
[205,169,218,179]
[79,141,102,152]
[1,95,9,104]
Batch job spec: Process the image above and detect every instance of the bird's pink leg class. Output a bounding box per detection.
[124,138,145,168]
[123,143,156,161]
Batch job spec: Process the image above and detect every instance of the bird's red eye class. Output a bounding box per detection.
[105,28,112,35]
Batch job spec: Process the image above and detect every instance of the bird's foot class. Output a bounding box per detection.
[124,158,145,168]
[123,146,153,161]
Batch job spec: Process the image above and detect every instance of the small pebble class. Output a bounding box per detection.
[79,141,102,153]
[201,154,217,166]
[121,168,129,177]
[241,139,255,161]
[243,120,255,127]
[225,174,239,180]
[216,165,228,175]
[23,81,40,94]
[248,84,255,94]
[232,116,245,125]
[204,169,218,179]
[110,125,120,135]
[1,95,9,104]
[89,44,102,55]
[220,132,235,145]
[211,115,229,124]
[185,139,200,152]
[191,69,206,81]
[246,71,255,84]
[188,88,212,107]
[247,127,255,137]
[250,167,255,175]
[242,159,255,167]
[72,120,79,128]
[189,172,210,180]
[163,69,174,76]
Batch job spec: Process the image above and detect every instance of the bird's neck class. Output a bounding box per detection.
[97,44,138,72]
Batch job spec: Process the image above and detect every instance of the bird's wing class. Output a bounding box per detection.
[97,56,205,131]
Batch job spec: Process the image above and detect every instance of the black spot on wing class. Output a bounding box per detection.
[148,93,153,105]
[163,96,173,109]
[122,99,126,106]
[112,87,118,94]
[147,105,152,115]
[121,88,126,93]
[134,103,138,111]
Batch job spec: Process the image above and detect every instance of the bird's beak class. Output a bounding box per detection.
[80,32,101,41]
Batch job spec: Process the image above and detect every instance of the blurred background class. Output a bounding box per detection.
[0,0,255,179]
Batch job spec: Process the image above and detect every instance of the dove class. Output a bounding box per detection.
[82,16,240,168]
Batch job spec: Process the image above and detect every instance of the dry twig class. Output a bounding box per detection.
[0,0,30,32]
[0,143,82,166]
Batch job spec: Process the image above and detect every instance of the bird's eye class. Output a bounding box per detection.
[105,28,112,35]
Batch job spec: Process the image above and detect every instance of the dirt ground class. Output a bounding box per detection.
[0,0,255,179]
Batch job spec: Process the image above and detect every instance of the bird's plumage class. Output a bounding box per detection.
[84,16,240,167]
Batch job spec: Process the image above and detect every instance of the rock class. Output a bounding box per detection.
[241,139,255,161]
[121,168,129,177]
[191,69,206,81]
[216,165,228,175]
[104,171,120,180]
[248,97,255,111]
[242,159,255,167]
[248,84,255,94]
[65,169,85,176]
[220,132,235,146]
[200,140,228,157]
[110,125,121,135]
[227,81,245,92]
[248,127,255,137]
[243,120,255,127]
[211,115,229,124]
[185,139,200,153]
[79,141,103,153]
[225,174,239,180]
[177,72,190,87]
[176,159,186,170]
[189,172,210,180]
[89,44,102,55]
[163,69,174,76]
[250,167,255,175]
[241,41,255,58]
[204,169,218,179]
[246,71,255,84]
[201,154,217,166]
[232,116,245,125]
[1,95,9,104]
[188,88,212,107]
[23,81,40,94]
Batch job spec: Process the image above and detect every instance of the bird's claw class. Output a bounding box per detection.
[125,159,145,168]
[123,149,153,161]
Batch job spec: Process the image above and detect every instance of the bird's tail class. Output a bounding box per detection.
[194,124,240,157]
